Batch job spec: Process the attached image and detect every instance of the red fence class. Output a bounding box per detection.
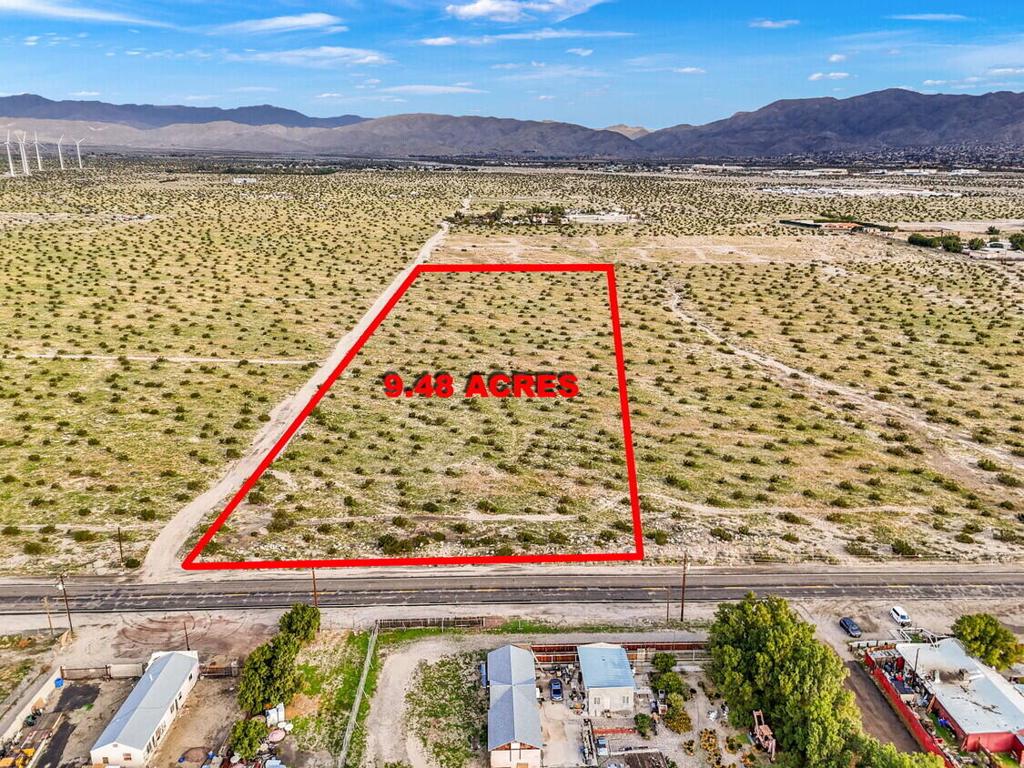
[863,656,954,768]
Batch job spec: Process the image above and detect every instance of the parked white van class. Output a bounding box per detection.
[890,605,911,626]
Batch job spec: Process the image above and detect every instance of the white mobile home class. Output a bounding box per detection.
[90,651,199,767]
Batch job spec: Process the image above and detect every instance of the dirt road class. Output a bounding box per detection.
[844,661,920,753]
[140,198,470,581]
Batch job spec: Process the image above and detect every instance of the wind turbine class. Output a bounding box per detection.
[74,138,84,170]
[15,131,30,176]
[3,131,15,177]
[57,135,65,171]
[33,132,42,171]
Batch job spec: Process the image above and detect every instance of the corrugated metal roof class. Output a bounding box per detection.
[487,646,541,751]
[92,651,199,752]
[896,638,1024,736]
[579,643,635,690]
[487,644,535,687]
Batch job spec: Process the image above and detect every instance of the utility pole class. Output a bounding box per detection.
[57,573,73,634]
[43,597,54,638]
[311,568,319,607]
[679,552,689,624]
[184,621,191,651]
[116,526,124,567]
[665,586,670,622]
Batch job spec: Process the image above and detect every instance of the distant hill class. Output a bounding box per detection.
[3,89,1024,160]
[604,124,649,139]
[307,114,642,158]
[0,94,366,129]
[638,88,1024,157]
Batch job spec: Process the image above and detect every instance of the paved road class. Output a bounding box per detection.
[2,568,1023,616]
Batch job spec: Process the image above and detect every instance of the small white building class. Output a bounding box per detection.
[90,651,199,767]
[578,643,635,715]
[487,645,542,768]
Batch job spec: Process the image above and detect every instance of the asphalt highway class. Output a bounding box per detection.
[1,568,1022,616]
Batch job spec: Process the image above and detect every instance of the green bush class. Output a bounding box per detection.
[634,713,654,738]
[230,719,267,760]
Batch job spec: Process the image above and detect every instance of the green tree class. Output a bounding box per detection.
[987,225,1000,235]
[708,594,941,768]
[952,613,1024,669]
[237,642,276,714]
[907,233,938,248]
[663,692,692,733]
[279,603,321,643]
[634,713,654,737]
[651,652,676,675]
[846,734,943,768]
[654,670,686,697]
[967,237,986,251]
[230,719,267,761]
[1009,232,1024,251]
[940,235,963,253]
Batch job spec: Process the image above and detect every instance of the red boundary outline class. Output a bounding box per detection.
[182,263,644,570]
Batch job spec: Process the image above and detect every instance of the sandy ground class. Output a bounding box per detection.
[35,680,135,768]
[844,661,918,752]
[141,196,472,580]
[150,679,238,768]
[883,219,1024,233]
[667,285,1024,478]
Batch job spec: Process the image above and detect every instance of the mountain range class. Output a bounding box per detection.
[2,89,1023,161]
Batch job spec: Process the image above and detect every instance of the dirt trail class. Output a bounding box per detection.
[667,289,1024,485]
[140,197,471,581]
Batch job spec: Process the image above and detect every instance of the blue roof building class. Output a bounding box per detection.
[487,645,542,767]
[578,643,635,715]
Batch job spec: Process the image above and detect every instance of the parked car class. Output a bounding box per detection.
[839,617,862,638]
[596,737,609,757]
[890,606,911,626]
[550,678,564,702]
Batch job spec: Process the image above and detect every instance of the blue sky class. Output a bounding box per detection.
[1,0,1021,128]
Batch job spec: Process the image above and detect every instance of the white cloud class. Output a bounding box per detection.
[749,19,799,29]
[626,54,705,75]
[70,90,100,96]
[566,47,592,56]
[215,13,346,35]
[809,71,850,80]
[537,94,554,100]
[887,13,969,21]
[445,0,603,23]
[828,53,846,62]
[989,67,1024,75]
[380,84,485,94]
[226,46,391,68]
[500,62,603,80]
[421,27,629,45]
[0,0,160,24]
[23,34,38,45]
[922,79,947,85]
[495,27,627,41]
[230,86,278,93]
